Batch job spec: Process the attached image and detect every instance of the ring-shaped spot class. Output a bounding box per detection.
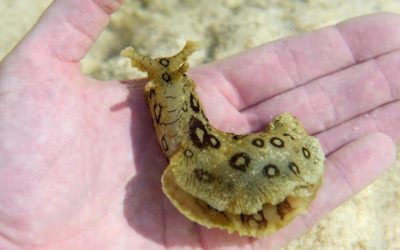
[302,147,311,159]
[182,101,188,112]
[262,164,280,178]
[189,117,209,149]
[194,168,214,183]
[270,137,284,148]
[161,136,169,152]
[252,138,264,147]
[159,58,169,67]
[229,152,251,172]
[184,149,193,158]
[288,162,300,175]
[162,72,171,82]
[190,94,200,113]
[207,134,221,149]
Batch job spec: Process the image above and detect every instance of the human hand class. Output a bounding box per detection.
[0,0,398,249]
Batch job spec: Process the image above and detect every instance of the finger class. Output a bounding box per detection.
[193,12,400,111]
[317,101,400,155]
[242,48,400,134]
[16,0,122,63]
[255,132,396,249]
[301,132,395,231]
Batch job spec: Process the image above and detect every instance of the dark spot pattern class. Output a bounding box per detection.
[252,138,264,147]
[288,162,300,175]
[200,109,209,122]
[182,82,189,94]
[240,210,267,228]
[270,137,284,148]
[302,147,311,159]
[283,133,295,140]
[262,164,280,178]
[184,149,193,158]
[277,199,292,220]
[159,58,169,67]
[189,117,208,149]
[205,122,212,131]
[240,214,250,224]
[190,93,200,113]
[208,134,221,149]
[196,199,229,219]
[153,103,162,124]
[161,136,169,152]
[229,152,251,172]
[232,134,248,140]
[194,168,214,183]
[148,89,156,99]
[182,101,188,112]
[275,121,284,127]
[162,72,171,82]
[189,117,221,149]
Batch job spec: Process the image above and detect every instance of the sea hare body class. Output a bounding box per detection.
[121,41,325,237]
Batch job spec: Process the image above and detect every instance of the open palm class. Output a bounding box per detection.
[0,1,399,249]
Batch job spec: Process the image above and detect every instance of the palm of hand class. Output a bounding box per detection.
[0,1,399,249]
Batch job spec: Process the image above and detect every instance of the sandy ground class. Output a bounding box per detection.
[1,0,399,249]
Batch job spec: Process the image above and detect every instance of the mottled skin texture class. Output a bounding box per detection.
[121,41,325,237]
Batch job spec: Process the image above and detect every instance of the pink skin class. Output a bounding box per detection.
[0,0,399,249]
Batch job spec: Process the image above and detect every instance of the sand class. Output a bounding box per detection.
[0,0,399,249]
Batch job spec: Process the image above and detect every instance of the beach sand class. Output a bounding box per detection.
[1,0,399,249]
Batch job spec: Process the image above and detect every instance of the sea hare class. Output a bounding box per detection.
[121,41,325,237]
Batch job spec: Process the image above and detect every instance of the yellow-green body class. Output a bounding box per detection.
[121,41,325,237]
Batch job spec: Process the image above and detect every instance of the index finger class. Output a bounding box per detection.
[194,13,400,111]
